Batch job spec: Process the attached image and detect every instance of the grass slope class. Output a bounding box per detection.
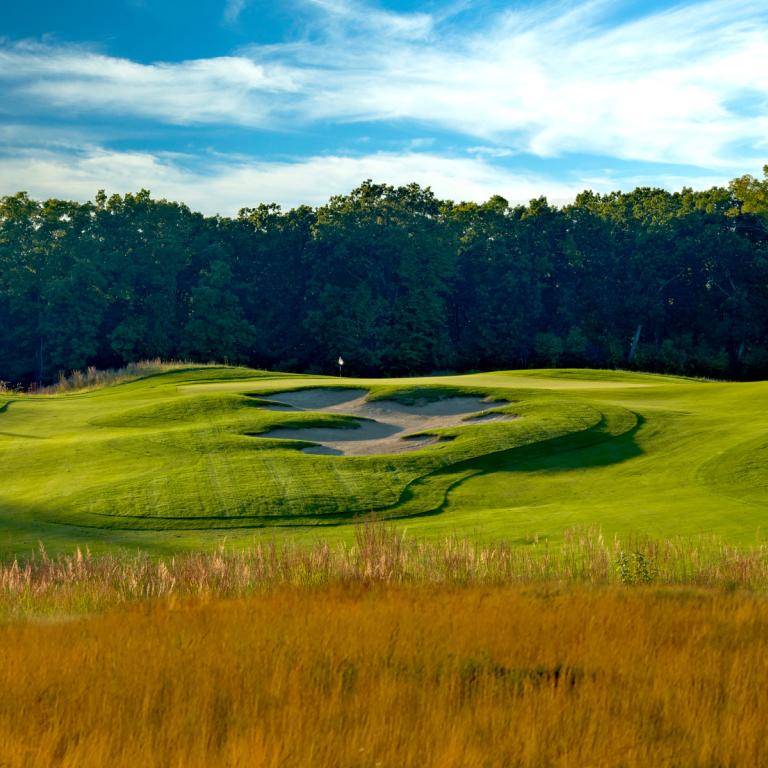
[1,366,767,554]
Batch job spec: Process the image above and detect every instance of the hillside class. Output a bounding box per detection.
[1,366,766,555]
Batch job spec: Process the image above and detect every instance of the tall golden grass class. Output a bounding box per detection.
[2,584,768,767]
[34,359,218,394]
[3,528,768,766]
[2,526,767,620]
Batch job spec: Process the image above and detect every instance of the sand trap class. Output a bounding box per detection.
[252,388,515,456]
[262,389,369,410]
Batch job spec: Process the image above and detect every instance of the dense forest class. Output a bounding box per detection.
[1,168,767,385]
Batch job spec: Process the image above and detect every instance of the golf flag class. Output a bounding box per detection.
[338,357,344,366]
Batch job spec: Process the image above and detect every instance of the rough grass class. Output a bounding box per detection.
[2,526,768,620]
[34,359,206,394]
[1,365,768,554]
[2,581,767,767]
[3,528,768,766]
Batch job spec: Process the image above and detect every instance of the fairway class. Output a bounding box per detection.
[2,366,767,554]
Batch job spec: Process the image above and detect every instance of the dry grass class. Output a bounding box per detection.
[35,359,216,394]
[2,584,768,767]
[2,526,768,620]
[3,528,767,766]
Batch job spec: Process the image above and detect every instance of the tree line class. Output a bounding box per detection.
[1,168,768,385]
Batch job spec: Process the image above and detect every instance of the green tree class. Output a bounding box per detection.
[182,261,255,363]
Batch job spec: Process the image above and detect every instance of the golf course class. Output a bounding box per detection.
[6,1,768,762]
[2,364,767,555]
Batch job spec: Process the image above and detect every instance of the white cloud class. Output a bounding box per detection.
[0,45,303,127]
[0,145,629,214]
[280,0,768,169]
[1,0,767,173]
[300,0,435,40]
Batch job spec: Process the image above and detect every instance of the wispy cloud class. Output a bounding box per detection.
[0,0,765,206]
[2,0,766,170]
[0,42,302,127]
[223,0,250,24]
[300,0,435,40]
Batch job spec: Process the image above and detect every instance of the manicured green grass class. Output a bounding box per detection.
[1,366,767,555]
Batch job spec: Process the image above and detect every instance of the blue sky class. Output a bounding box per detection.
[1,0,766,213]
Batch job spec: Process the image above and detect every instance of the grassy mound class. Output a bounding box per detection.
[0,366,767,554]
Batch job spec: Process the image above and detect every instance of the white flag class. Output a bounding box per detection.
[338,357,344,366]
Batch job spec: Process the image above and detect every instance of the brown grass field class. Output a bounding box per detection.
[2,529,768,767]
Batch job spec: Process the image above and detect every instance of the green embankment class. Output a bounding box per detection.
[1,367,767,555]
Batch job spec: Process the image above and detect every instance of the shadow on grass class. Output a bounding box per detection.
[0,499,277,559]
[0,413,645,541]
[391,412,645,522]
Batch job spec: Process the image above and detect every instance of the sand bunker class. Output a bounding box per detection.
[253,388,515,456]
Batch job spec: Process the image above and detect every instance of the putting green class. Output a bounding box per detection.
[1,366,767,555]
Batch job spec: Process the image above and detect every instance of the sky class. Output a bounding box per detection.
[0,0,766,214]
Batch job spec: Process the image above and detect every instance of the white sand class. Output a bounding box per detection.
[254,388,515,456]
